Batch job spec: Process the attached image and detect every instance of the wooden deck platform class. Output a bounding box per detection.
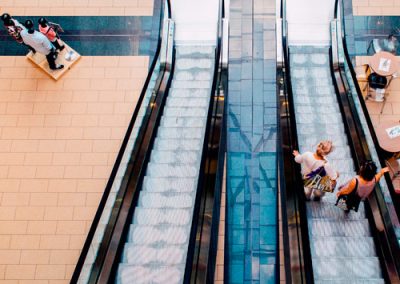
[26,42,81,80]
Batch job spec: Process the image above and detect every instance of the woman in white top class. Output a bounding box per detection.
[293,140,339,201]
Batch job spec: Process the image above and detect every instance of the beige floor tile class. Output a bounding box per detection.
[0,56,146,282]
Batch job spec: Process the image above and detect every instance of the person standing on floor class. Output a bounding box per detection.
[20,19,64,70]
[1,13,36,52]
[293,140,339,201]
[337,160,389,212]
[38,17,65,51]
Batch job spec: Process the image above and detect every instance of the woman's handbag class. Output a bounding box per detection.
[335,179,360,211]
[303,165,336,193]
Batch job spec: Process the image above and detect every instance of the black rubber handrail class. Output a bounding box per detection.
[338,0,400,224]
[70,1,169,282]
[183,1,227,282]
[330,3,400,280]
[279,0,315,283]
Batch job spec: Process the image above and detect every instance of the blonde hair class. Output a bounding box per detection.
[316,140,333,157]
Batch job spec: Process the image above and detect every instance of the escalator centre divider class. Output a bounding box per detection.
[330,5,400,281]
[71,1,172,283]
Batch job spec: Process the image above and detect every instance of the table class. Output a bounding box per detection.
[375,121,400,153]
[369,51,399,76]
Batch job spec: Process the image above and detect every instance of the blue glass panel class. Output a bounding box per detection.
[227,0,277,283]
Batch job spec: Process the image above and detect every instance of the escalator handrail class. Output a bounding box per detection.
[330,2,400,280]
[280,0,315,282]
[335,0,400,227]
[70,1,171,282]
[183,0,226,282]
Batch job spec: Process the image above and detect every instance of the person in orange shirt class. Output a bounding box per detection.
[38,17,65,51]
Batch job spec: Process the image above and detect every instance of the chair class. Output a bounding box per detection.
[386,156,400,181]
[365,72,391,114]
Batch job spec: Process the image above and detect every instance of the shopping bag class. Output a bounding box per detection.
[303,166,335,193]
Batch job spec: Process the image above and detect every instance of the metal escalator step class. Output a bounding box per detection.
[161,116,206,128]
[296,105,340,114]
[309,219,370,237]
[171,80,211,89]
[296,113,343,124]
[297,123,344,136]
[153,138,202,151]
[315,279,384,284]
[292,95,337,105]
[298,134,348,148]
[166,97,209,108]
[307,202,365,220]
[133,208,191,226]
[169,88,209,98]
[150,150,200,164]
[310,237,376,257]
[313,257,382,280]
[164,107,207,117]
[138,192,193,208]
[328,158,355,173]
[174,70,212,81]
[127,225,189,245]
[176,45,215,57]
[117,264,183,284]
[292,85,335,96]
[142,177,196,193]
[121,244,186,265]
[175,58,213,70]
[146,162,198,178]
[157,127,204,139]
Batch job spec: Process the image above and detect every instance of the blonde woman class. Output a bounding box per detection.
[293,140,339,201]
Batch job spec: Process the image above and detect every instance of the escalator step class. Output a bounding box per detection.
[309,219,370,237]
[169,88,209,98]
[311,237,376,257]
[174,70,212,81]
[164,107,207,117]
[175,58,213,70]
[171,80,212,89]
[166,97,209,108]
[117,264,183,284]
[142,177,196,193]
[157,127,204,139]
[121,244,186,265]
[307,201,365,220]
[146,163,198,178]
[313,257,382,280]
[161,116,206,128]
[138,192,193,208]
[133,208,191,226]
[150,150,200,164]
[153,138,202,151]
[127,225,189,245]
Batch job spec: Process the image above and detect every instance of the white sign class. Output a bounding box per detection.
[386,125,400,139]
[378,57,391,72]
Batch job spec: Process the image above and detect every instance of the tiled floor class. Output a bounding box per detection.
[352,0,400,16]
[0,55,148,283]
[0,0,154,16]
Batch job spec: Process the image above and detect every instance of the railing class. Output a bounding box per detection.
[330,1,400,281]
[70,1,174,283]
[279,0,314,282]
[183,0,228,282]
[337,0,400,231]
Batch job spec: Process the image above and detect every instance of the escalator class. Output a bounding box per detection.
[280,0,400,283]
[71,0,227,283]
[291,46,383,282]
[116,45,216,283]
